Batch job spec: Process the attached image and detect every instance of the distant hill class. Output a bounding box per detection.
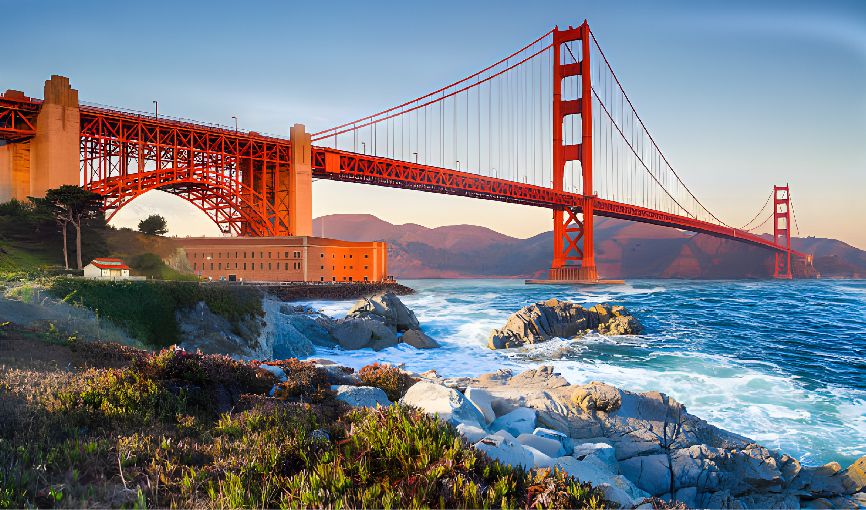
[313,214,866,279]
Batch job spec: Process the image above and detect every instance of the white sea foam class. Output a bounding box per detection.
[295,279,866,468]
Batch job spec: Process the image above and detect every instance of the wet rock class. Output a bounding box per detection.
[401,382,487,430]
[346,292,420,332]
[400,329,440,349]
[598,314,644,335]
[334,385,391,409]
[330,317,399,351]
[488,299,643,349]
[284,313,336,348]
[272,321,316,359]
[833,455,866,493]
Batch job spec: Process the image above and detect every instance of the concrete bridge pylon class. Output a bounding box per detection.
[0,75,80,201]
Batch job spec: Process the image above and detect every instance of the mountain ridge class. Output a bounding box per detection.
[312,214,865,279]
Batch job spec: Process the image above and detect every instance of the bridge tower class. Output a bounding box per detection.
[550,21,597,281]
[773,185,792,279]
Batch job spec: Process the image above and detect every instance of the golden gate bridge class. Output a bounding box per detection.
[0,21,803,280]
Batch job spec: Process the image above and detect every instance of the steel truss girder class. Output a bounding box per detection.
[0,97,40,142]
[80,107,292,237]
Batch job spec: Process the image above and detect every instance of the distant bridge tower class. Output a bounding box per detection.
[550,21,597,281]
[773,185,792,279]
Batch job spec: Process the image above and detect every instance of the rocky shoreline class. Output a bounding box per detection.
[180,291,866,508]
[308,360,866,510]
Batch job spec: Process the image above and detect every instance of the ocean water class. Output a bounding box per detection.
[298,279,866,469]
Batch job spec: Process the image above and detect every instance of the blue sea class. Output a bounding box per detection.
[299,279,866,469]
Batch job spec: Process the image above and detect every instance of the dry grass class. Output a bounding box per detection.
[0,323,603,509]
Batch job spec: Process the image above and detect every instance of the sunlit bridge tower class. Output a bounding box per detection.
[773,185,792,279]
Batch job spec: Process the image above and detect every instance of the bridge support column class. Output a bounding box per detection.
[289,124,312,237]
[773,185,792,279]
[0,138,31,202]
[550,21,597,281]
[30,76,80,198]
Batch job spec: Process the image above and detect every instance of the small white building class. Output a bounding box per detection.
[83,258,131,280]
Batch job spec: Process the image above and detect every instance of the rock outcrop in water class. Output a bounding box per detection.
[313,292,440,352]
[488,299,643,349]
[177,292,438,359]
[396,365,866,509]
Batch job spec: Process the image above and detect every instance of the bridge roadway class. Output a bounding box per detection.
[0,96,800,257]
[310,146,805,257]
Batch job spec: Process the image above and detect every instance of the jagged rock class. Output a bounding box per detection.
[401,382,487,429]
[571,382,622,412]
[516,433,565,458]
[619,454,671,497]
[401,329,440,349]
[330,317,400,351]
[597,482,638,509]
[833,455,866,493]
[272,321,316,359]
[598,314,644,335]
[455,423,488,443]
[490,407,537,437]
[464,387,496,424]
[533,427,571,454]
[346,292,420,332]
[488,299,643,349]
[475,431,535,469]
[284,313,337,348]
[334,385,391,409]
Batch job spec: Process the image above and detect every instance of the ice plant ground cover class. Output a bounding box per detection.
[0,322,603,509]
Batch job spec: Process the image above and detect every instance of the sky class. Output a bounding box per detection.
[3,0,865,249]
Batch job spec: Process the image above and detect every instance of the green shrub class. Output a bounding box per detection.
[0,331,603,510]
[47,279,264,347]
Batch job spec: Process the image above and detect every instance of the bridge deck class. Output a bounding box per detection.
[311,147,805,258]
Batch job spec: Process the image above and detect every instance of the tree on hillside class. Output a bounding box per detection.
[138,214,168,236]
[41,186,103,270]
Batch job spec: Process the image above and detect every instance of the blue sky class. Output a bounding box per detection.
[4,0,865,248]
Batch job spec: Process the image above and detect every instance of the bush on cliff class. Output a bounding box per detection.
[0,325,603,509]
[47,279,264,347]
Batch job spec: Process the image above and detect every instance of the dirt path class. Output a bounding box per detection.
[0,296,69,327]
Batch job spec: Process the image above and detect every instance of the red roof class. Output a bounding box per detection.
[90,261,131,270]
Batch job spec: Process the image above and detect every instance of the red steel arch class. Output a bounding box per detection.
[80,105,293,237]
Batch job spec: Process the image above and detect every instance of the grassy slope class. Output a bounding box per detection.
[0,324,603,509]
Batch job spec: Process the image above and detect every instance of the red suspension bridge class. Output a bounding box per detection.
[0,21,803,280]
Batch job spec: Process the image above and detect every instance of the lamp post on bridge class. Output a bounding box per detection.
[232,116,237,133]
[153,100,157,119]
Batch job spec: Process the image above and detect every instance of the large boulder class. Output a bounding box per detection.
[334,385,391,409]
[272,321,316,359]
[570,382,622,413]
[285,313,337,348]
[475,431,536,469]
[330,317,400,351]
[490,407,538,437]
[401,382,487,430]
[347,292,420,332]
[401,329,440,349]
[488,299,643,349]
